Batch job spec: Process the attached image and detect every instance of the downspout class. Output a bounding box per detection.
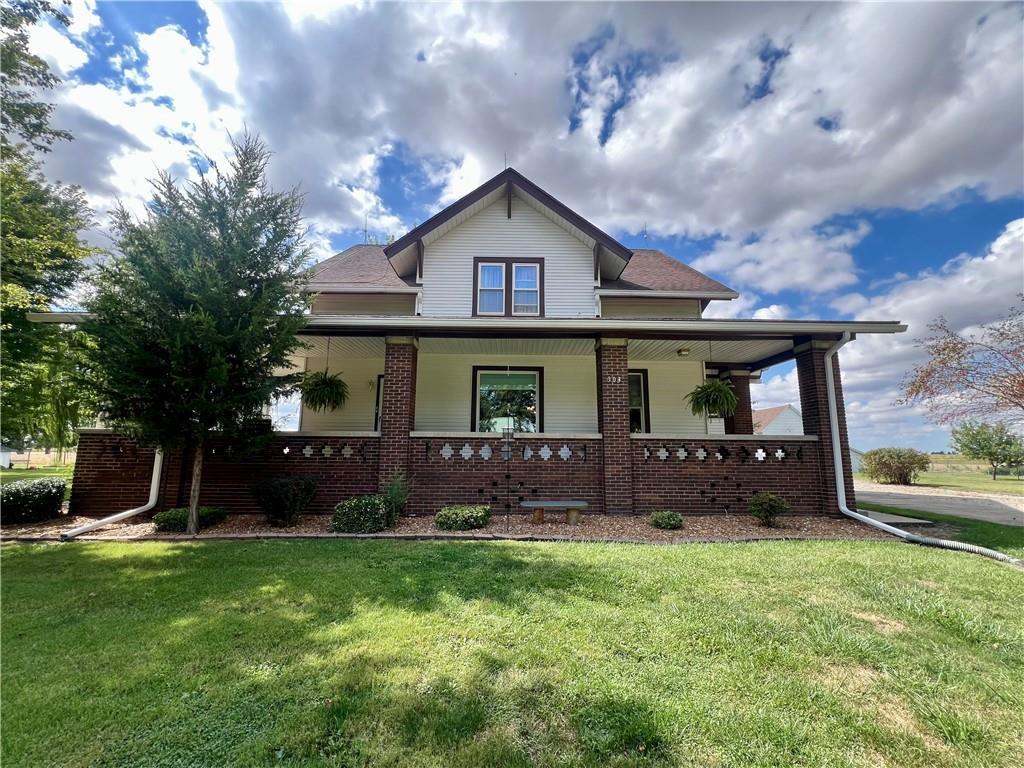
[823,334,1022,569]
[60,450,164,541]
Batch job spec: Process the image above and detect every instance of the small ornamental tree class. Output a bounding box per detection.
[951,422,1024,481]
[83,134,310,534]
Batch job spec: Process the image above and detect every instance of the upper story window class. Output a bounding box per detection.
[473,258,544,317]
[477,263,505,315]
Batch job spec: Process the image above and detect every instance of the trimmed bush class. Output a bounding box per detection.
[862,447,930,485]
[649,510,683,530]
[152,506,227,533]
[748,492,790,527]
[253,476,317,527]
[331,494,392,533]
[0,478,66,525]
[435,505,490,531]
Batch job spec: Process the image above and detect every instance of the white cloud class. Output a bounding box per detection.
[28,23,88,75]
[752,304,790,320]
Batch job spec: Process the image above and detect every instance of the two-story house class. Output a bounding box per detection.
[70,168,905,519]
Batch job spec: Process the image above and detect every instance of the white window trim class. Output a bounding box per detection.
[477,262,506,316]
[511,262,540,316]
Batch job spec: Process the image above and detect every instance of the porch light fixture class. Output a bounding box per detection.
[676,347,690,357]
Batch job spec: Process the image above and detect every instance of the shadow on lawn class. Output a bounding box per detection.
[3,539,671,766]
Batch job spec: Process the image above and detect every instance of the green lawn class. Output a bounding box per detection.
[855,470,1024,496]
[0,465,74,500]
[3,540,1023,767]
[857,502,1024,558]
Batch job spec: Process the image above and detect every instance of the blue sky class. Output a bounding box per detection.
[31,1,1024,450]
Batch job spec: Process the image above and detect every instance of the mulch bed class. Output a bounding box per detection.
[2,512,894,544]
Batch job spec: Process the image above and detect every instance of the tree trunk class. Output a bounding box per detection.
[992,464,998,481]
[187,442,204,535]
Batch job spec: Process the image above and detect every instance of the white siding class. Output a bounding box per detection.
[300,356,385,431]
[311,294,415,315]
[415,352,598,432]
[601,297,701,319]
[632,359,708,434]
[421,198,596,318]
[758,406,804,435]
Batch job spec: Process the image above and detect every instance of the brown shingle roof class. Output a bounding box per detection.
[306,245,416,291]
[752,405,791,433]
[600,249,736,296]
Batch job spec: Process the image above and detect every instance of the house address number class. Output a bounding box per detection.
[605,375,624,383]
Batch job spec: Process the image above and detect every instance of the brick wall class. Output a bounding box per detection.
[596,340,633,513]
[70,433,380,517]
[632,437,824,515]
[723,372,754,435]
[408,436,604,515]
[378,338,417,486]
[796,343,856,511]
[70,432,160,517]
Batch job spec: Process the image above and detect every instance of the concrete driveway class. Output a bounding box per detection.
[855,480,1023,527]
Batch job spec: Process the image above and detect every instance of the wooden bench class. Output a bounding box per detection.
[520,500,588,525]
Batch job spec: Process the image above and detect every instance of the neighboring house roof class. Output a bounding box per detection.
[599,249,737,298]
[753,404,794,433]
[305,245,418,293]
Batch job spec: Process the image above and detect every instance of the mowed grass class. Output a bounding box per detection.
[3,540,1023,768]
[858,502,1024,559]
[856,455,1024,496]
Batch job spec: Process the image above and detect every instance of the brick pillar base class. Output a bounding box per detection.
[597,338,633,513]
[796,341,856,512]
[722,370,753,434]
[378,336,417,487]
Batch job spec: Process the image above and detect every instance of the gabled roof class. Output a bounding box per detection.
[753,404,797,432]
[305,245,418,293]
[599,249,737,298]
[384,167,633,278]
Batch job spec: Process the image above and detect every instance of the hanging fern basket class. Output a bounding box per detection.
[301,370,350,413]
[685,378,738,418]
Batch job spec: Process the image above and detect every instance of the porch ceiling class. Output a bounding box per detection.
[627,338,793,363]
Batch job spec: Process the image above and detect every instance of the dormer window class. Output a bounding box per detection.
[473,257,544,317]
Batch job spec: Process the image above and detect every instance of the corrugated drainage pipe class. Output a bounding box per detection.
[823,333,1023,570]
[60,450,164,541]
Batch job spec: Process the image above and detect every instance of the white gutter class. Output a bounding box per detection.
[596,289,739,300]
[824,334,1022,569]
[60,450,164,541]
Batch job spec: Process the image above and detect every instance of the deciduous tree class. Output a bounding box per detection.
[82,134,310,534]
[901,298,1024,426]
[951,422,1024,481]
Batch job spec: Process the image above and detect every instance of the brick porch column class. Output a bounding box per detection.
[721,370,754,434]
[795,340,856,513]
[378,336,418,486]
[596,337,633,514]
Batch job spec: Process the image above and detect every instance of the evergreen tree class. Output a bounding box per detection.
[83,134,311,534]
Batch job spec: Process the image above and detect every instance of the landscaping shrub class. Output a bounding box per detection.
[0,478,66,525]
[649,510,683,530]
[152,506,227,533]
[253,476,317,527]
[331,494,392,533]
[435,505,490,531]
[748,492,790,527]
[382,470,410,521]
[862,447,931,485]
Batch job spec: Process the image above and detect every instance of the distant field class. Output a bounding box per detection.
[854,454,1024,497]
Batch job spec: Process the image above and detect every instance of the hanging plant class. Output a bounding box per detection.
[300,337,349,412]
[301,370,349,412]
[685,378,738,418]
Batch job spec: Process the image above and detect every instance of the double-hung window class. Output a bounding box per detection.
[512,263,539,315]
[474,258,543,316]
[477,263,505,315]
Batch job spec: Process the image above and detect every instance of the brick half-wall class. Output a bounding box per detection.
[69,432,380,517]
[632,437,824,515]
[408,436,604,516]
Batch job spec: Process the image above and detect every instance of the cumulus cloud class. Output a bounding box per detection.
[33,1,1021,278]
[755,219,1024,450]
